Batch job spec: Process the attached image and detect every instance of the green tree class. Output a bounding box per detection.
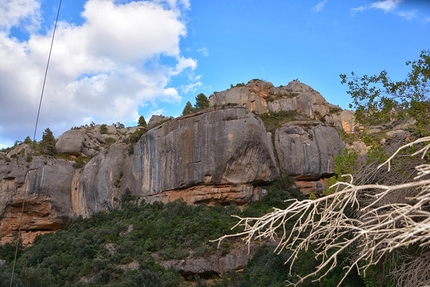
[40,128,56,155]
[340,49,430,134]
[194,93,209,110]
[182,101,195,116]
[138,115,147,127]
[24,136,32,145]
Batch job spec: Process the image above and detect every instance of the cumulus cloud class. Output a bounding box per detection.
[0,0,41,32]
[0,0,196,146]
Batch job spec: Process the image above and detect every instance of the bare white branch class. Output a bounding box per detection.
[213,137,430,287]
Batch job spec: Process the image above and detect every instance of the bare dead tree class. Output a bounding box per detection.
[213,137,430,287]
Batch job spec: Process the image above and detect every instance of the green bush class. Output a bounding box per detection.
[100,124,108,134]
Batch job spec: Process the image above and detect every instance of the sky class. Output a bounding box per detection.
[0,0,429,148]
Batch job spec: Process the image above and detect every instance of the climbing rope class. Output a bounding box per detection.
[9,0,63,286]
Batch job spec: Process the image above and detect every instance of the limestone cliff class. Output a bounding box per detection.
[0,79,357,244]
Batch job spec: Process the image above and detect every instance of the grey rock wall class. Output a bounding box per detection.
[123,107,279,196]
[275,122,343,180]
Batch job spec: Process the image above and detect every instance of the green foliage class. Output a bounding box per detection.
[72,155,92,169]
[325,148,360,195]
[23,136,32,145]
[259,110,300,133]
[100,124,108,134]
[0,178,314,287]
[19,266,54,287]
[231,82,245,88]
[182,101,195,116]
[182,93,210,116]
[104,137,116,147]
[242,176,303,217]
[138,115,147,127]
[114,122,125,129]
[127,128,146,147]
[40,128,56,155]
[341,49,430,135]
[195,93,209,110]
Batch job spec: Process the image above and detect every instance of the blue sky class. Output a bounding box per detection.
[0,0,429,148]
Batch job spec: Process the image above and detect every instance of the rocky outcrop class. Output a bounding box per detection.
[0,79,355,245]
[275,122,343,180]
[209,79,352,132]
[55,130,86,156]
[0,157,75,244]
[72,143,129,217]
[122,108,279,201]
[160,243,261,277]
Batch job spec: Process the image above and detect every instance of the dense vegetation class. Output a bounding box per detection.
[341,49,429,136]
[0,178,364,287]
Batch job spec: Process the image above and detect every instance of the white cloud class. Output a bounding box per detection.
[425,16,430,23]
[397,10,417,20]
[0,0,196,145]
[0,0,41,32]
[350,6,367,16]
[370,0,402,13]
[350,0,420,20]
[197,47,209,56]
[311,1,327,13]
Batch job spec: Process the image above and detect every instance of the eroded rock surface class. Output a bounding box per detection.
[275,122,343,180]
[123,107,279,199]
[0,157,75,244]
[0,80,356,245]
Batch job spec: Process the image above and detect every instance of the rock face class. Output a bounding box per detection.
[0,157,75,244]
[0,79,354,245]
[209,79,350,131]
[160,243,261,277]
[72,143,129,217]
[275,122,343,180]
[56,130,86,156]
[122,108,279,204]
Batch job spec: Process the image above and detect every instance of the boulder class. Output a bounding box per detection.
[275,122,343,180]
[55,130,85,156]
[147,115,172,129]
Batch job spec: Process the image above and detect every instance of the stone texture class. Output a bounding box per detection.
[73,143,129,217]
[209,80,271,114]
[324,110,357,134]
[55,130,85,156]
[0,157,75,244]
[144,184,268,205]
[0,80,360,245]
[122,107,279,197]
[209,79,356,134]
[147,115,172,130]
[267,80,330,119]
[160,243,260,276]
[275,122,343,180]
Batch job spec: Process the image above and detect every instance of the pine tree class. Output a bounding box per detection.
[40,128,56,155]
[194,93,209,111]
[138,116,147,127]
[182,101,195,116]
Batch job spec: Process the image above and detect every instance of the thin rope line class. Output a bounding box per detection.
[33,0,63,142]
[9,1,63,286]
[9,189,25,287]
